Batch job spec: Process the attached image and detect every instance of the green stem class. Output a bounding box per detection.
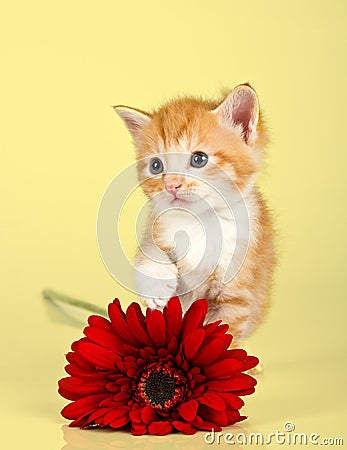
[42,288,108,317]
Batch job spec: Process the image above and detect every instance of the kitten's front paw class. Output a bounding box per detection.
[135,261,178,310]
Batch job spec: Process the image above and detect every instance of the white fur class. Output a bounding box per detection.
[135,256,178,310]
[137,180,259,310]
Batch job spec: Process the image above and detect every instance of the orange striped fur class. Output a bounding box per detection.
[115,84,276,345]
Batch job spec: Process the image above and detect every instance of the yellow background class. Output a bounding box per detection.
[1,1,346,449]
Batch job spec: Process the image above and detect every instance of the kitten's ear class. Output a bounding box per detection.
[212,84,259,144]
[113,105,151,142]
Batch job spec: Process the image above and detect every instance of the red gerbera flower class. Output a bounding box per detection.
[58,297,259,436]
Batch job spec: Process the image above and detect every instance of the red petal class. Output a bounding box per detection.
[175,351,183,367]
[141,405,158,424]
[87,315,113,331]
[126,302,153,346]
[207,379,234,392]
[226,349,247,359]
[203,320,222,337]
[164,296,182,339]
[71,337,87,351]
[88,407,110,423]
[65,352,75,364]
[220,393,244,410]
[122,343,140,356]
[191,384,205,397]
[108,299,138,346]
[172,421,197,435]
[64,363,101,379]
[131,424,147,435]
[218,353,259,372]
[235,387,256,396]
[112,391,131,402]
[139,347,156,361]
[167,335,178,355]
[229,373,257,391]
[204,358,246,379]
[100,408,129,426]
[199,405,228,426]
[68,346,95,371]
[202,323,230,349]
[226,409,245,425]
[193,337,226,366]
[191,415,221,431]
[146,309,166,347]
[207,373,256,392]
[69,414,90,428]
[194,374,206,384]
[178,399,198,422]
[83,326,125,355]
[209,323,229,336]
[198,392,226,411]
[242,355,259,371]
[148,421,173,435]
[181,300,208,338]
[183,328,205,361]
[58,377,106,400]
[111,374,130,386]
[129,408,141,423]
[61,393,110,420]
[77,341,119,370]
[158,348,168,358]
[223,333,233,349]
[109,414,130,429]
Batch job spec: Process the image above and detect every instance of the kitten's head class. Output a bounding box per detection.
[114,84,268,213]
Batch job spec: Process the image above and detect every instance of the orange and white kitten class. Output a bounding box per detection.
[114,84,275,345]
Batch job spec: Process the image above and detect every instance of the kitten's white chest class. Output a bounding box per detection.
[156,208,237,286]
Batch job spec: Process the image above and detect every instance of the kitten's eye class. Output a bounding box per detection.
[149,157,164,174]
[190,151,208,168]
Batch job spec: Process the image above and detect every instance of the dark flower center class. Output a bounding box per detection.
[145,371,176,406]
[134,362,187,412]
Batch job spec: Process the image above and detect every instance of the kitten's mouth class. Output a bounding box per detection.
[168,189,206,205]
[171,194,203,205]
[171,197,186,204]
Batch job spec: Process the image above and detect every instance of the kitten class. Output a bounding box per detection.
[114,84,275,345]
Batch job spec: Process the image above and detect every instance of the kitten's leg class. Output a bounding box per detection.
[134,247,178,310]
[205,295,258,347]
[206,299,264,375]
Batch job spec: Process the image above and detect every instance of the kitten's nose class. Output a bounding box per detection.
[165,181,182,197]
